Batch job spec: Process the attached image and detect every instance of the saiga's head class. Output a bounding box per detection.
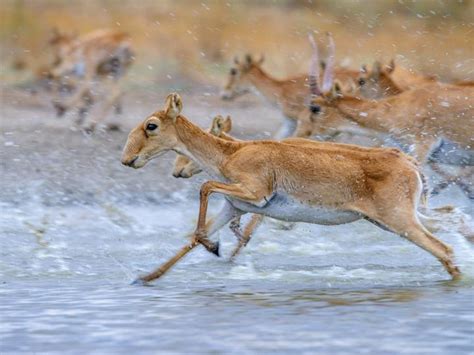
[48,28,80,77]
[121,93,183,169]
[220,54,264,100]
[299,33,350,136]
[357,60,400,99]
[49,27,77,60]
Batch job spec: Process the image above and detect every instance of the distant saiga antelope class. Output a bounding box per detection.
[358,59,474,99]
[221,50,361,138]
[121,93,460,284]
[50,28,134,132]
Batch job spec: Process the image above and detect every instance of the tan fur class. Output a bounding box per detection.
[385,61,437,90]
[307,37,474,169]
[310,82,474,165]
[221,54,361,137]
[172,115,399,257]
[173,115,234,178]
[50,28,134,131]
[358,59,473,99]
[121,93,460,283]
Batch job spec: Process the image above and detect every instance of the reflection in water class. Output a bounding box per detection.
[187,286,425,308]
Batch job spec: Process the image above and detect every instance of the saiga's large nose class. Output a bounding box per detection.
[121,156,138,167]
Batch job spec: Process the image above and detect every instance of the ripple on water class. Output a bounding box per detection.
[1,201,473,353]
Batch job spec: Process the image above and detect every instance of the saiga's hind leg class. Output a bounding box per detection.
[84,78,123,133]
[229,214,264,259]
[362,203,460,279]
[75,90,95,126]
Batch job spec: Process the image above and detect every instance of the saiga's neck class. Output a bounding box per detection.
[173,116,240,178]
[247,66,285,105]
[332,96,396,133]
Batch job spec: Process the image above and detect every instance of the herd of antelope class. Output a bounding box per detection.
[42,28,473,283]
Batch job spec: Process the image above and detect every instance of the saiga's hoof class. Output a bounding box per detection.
[210,241,220,257]
[130,278,148,286]
[53,103,67,117]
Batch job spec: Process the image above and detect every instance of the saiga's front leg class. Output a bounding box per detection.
[194,180,269,244]
[53,68,95,117]
[84,77,124,132]
[135,181,268,284]
[135,200,242,284]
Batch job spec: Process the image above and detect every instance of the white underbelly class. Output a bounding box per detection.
[228,193,362,225]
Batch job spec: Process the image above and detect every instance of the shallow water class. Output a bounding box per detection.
[1,199,473,354]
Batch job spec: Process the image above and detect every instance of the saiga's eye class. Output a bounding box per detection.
[310,104,321,114]
[230,68,237,76]
[146,123,158,131]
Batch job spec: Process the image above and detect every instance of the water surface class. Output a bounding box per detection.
[1,201,473,354]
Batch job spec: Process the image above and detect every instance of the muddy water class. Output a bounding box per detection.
[1,91,473,353]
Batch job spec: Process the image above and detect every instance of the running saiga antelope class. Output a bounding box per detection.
[304,35,474,196]
[221,50,361,138]
[50,28,134,131]
[121,93,460,284]
[173,114,352,258]
[358,60,474,99]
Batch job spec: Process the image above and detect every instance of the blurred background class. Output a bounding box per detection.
[2,0,473,92]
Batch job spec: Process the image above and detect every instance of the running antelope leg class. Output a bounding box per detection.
[134,200,242,284]
[76,90,94,125]
[355,199,461,279]
[194,180,269,254]
[53,68,95,117]
[85,78,123,132]
[230,214,264,259]
[135,241,198,284]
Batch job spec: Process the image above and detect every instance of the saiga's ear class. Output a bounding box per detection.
[245,54,252,64]
[164,93,183,120]
[372,61,382,78]
[256,54,265,66]
[210,115,232,135]
[211,115,224,135]
[327,81,343,100]
[222,115,232,132]
[49,27,62,43]
[386,58,395,74]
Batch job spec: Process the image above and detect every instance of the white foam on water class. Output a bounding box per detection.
[1,195,473,287]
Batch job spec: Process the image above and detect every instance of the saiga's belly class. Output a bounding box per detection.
[228,193,361,225]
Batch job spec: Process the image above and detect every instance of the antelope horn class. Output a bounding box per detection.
[308,33,322,96]
[321,32,335,92]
